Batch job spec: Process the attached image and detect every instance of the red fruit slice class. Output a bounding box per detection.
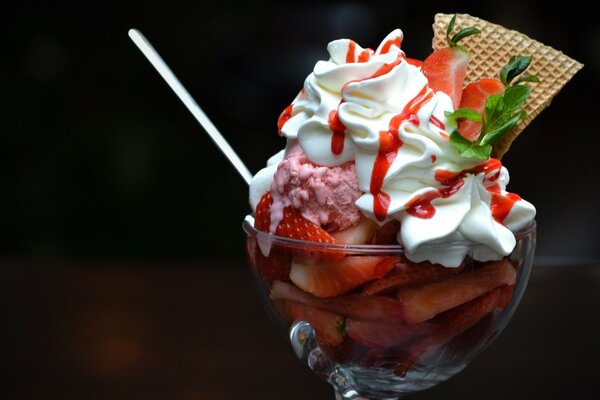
[405,57,423,68]
[496,284,515,310]
[290,255,396,297]
[270,280,404,323]
[331,218,379,244]
[274,299,345,346]
[254,191,338,245]
[422,47,470,109]
[392,288,501,376]
[253,245,292,284]
[254,191,273,232]
[397,259,516,324]
[362,261,464,295]
[457,78,504,141]
[346,319,435,349]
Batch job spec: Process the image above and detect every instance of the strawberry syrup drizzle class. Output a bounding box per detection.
[371,86,433,221]
[277,104,293,136]
[379,35,402,54]
[429,115,445,130]
[329,101,346,155]
[346,40,372,63]
[405,159,520,222]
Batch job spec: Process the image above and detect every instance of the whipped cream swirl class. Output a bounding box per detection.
[251,29,535,267]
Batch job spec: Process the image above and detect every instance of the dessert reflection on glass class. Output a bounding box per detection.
[244,13,581,399]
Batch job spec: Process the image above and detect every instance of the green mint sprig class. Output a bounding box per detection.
[445,55,539,160]
[446,14,481,50]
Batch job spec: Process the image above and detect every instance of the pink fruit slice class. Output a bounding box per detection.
[457,78,505,141]
[362,261,463,295]
[397,259,516,324]
[270,280,404,323]
[422,47,470,109]
[346,319,435,349]
[290,255,396,298]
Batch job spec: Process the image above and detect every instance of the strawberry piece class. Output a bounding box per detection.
[331,218,379,244]
[362,260,464,295]
[457,78,505,141]
[496,284,515,310]
[397,259,516,324]
[254,191,273,232]
[346,319,435,349]
[254,245,292,284]
[393,288,501,376]
[270,280,405,323]
[254,191,337,245]
[290,255,396,297]
[422,47,469,109]
[365,288,501,376]
[276,207,338,244]
[274,299,345,346]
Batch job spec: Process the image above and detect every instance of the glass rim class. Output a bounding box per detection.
[242,216,536,254]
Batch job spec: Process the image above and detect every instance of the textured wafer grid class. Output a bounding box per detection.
[432,13,583,158]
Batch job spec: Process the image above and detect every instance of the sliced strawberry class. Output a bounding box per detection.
[254,191,273,232]
[457,78,505,141]
[392,288,501,376]
[331,218,379,244]
[397,258,516,324]
[422,47,469,109]
[496,284,515,310]
[362,260,464,295]
[290,255,396,297]
[254,191,337,245]
[270,280,404,323]
[276,207,338,244]
[254,245,292,283]
[274,299,345,346]
[346,318,435,349]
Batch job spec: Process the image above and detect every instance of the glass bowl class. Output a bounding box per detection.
[243,218,536,399]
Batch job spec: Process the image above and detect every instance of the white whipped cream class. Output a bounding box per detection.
[250,29,535,267]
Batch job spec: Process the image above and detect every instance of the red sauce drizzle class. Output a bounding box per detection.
[406,159,521,221]
[277,104,293,136]
[431,155,437,163]
[328,101,347,155]
[358,49,372,62]
[346,41,356,63]
[371,86,433,221]
[489,185,522,223]
[429,115,445,130]
[379,35,402,54]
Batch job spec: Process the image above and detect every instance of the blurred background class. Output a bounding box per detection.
[1,0,598,264]
[2,1,599,399]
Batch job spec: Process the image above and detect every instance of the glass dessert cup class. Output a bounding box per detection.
[244,219,536,399]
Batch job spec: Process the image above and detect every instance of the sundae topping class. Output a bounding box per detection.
[250,23,539,267]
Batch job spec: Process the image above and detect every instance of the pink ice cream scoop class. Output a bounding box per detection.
[269,145,363,233]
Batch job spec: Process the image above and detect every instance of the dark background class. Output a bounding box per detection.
[1,1,598,263]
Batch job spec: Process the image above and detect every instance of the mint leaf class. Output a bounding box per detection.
[445,108,483,124]
[446,14,456,43]
[514,74,540,85]
[480,111,526,146]
[460,144,492,160]
[483,93,504,127]
[502,85,531,114]
[449,130,491,160]
[451,27,481,45]
[500,55,533,86]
